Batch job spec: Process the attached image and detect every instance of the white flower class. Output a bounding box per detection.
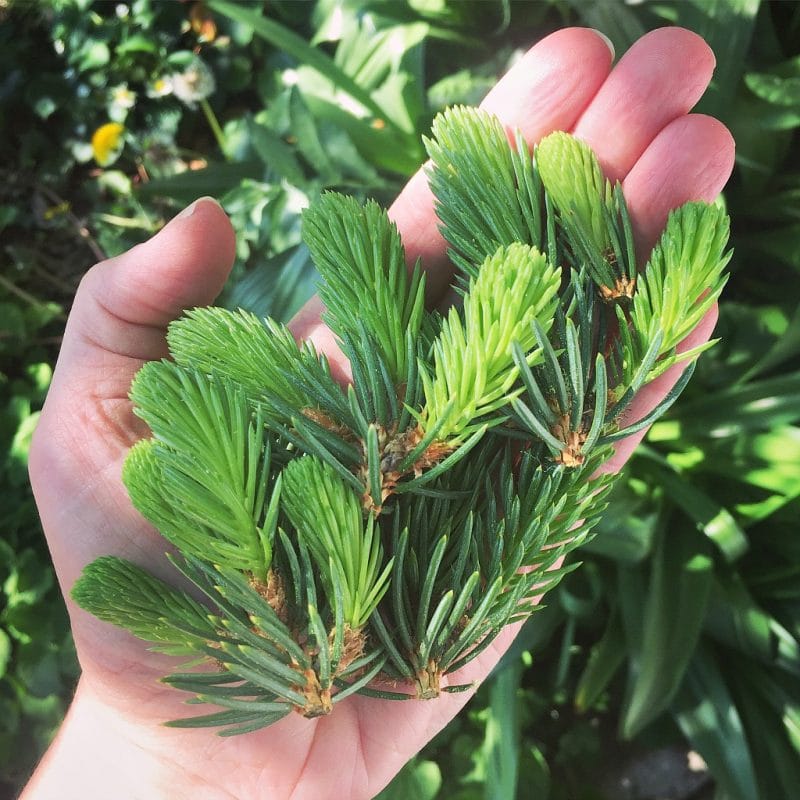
[147,77,173,99]
[170,58,216,107]
[110,83,136,110]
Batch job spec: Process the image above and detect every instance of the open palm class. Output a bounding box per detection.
[26,26,733,800]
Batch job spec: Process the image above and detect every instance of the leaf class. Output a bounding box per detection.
[746,55,800,107]
[330,16,428,135]
[672,0,760,120]
[671,645,759,800]
[115,33,157,55]
[567,0,645,55]
[639,461,749,562]
[730,664,800,795]
[207,0,408,142]
[583,480,659,563]
[249,120,305,185]
[295,93,418,176]
[482,656,523,800]
[0,629,10,680]
[292,11,429,170]
[220,244,317,324]
[621,524,714,738]
[742,302,800,381]
[78,40,109,70]
[704,577,780,666]
[135,162,262,203]
[694,302,794,387]
[427,69,497,112]
[287,87,339,183]
[727,91,794,191]
[669,371,800,437]
[574,612,626,712]
[741,222,800,269]
[2,549,53,611]
[753,668,800,753]
[717,426,800,521]
[375,759,442,800]
[746,71,800,107]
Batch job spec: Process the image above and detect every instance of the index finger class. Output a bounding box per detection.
[289,27,614,346]
[390,27,616,301]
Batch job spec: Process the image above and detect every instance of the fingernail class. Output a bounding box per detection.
[590,29,615,60]
[177,196,221,220]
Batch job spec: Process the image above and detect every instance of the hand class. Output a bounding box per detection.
[25,26,733,800]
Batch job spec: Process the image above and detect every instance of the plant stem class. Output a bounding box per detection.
[200,99,228,160]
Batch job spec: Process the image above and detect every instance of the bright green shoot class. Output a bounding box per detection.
[629,201,731,381]
[71,556,217,656]
[536,131,609,254]
[282,456,393,629]
[419,242,560,443]
[126,362,275,580]
[303,193,426,384]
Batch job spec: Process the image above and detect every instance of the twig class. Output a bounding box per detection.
[0,273,68,321]
[37,185,106,262]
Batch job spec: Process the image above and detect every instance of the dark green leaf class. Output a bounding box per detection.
[621,525,714,738]
[672,646,759,800]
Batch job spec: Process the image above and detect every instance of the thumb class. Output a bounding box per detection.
[48,197,236,402]
[33,197,235,480]
[29,197,237,635]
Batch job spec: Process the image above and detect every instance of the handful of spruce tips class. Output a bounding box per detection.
[72,105,730,735]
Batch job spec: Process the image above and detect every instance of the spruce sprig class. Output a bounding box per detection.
[424,105,547,279]
[370,444,612,699]
[71,104,732,735]
[536,132,637,302]
[72,556,218,655]
[418,242,560,444]
[126,364,277,579]
[167,307,339,414]
[282,456,393,629]
[302,193,426,385]
[627,201,731,380]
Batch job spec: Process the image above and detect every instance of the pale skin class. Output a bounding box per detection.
[24,26,734,800]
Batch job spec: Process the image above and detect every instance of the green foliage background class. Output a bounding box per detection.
[1,0,798,797]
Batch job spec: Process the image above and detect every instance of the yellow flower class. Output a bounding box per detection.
[91,122,125,166]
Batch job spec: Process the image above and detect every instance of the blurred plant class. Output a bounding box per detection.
[0,273,78,790]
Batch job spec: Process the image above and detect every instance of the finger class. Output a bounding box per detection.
[34,197,236,479]
[572,27,716,183]
[48,197,236,404]
[31,198,237,600]
[623,113,736,258]
[290,28,615,344]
